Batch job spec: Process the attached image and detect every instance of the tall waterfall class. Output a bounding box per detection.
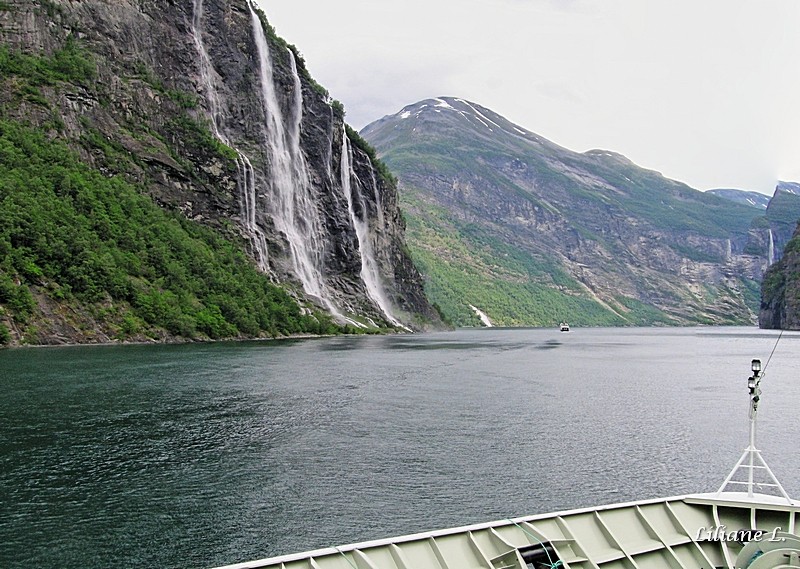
[248,3,343,317]
[341,133,406,329]
[768,229,775,266]
[191,0,221,133]
[191,0,269,271]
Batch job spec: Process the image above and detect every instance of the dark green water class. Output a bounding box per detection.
[1,327,799,568]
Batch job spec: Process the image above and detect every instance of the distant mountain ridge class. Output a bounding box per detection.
[777,181,800,194]
[706,189,770,210]
[362,97,771,327]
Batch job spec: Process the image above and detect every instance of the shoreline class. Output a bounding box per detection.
[0,332,380,351]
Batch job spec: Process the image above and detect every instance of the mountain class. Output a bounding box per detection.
[757,182,800,330]
[362,97,768,327]
[0,0,440,346]
[760,222,800,330]
[764,182,800,231]
[741,182,800,268]
[706,189,770,210]
[776,181,800,195]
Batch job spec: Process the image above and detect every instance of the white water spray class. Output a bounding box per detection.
[469,304,493,327]
[191,0,269,271]
[235,154,270,269]
[191,0,220,133]
[341,133,408,330]
[248,3,346,318]
[768,229,775,266]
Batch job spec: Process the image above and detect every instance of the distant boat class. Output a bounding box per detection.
[559,322,570,332]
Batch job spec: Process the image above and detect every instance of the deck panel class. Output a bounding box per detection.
[212,496,800,569]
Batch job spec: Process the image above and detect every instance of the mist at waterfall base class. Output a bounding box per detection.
[2,327,800,569]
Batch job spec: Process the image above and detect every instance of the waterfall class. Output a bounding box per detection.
[235,154,270,270]
[193,1,399,328]
[191,0,220,134]
[248,3,344,318]
[191,0,269,272]
[341,132,407,329]
[768,229,775,266]
[365,167,385,228]
[469,304,493,327]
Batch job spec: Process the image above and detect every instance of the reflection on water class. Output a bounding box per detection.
[1,327,799,569]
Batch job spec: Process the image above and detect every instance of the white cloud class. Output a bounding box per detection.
[257,0,800,195]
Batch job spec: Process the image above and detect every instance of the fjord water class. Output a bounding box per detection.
[2,327,799,569]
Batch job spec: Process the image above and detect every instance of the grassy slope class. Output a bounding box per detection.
[401,188,679,328]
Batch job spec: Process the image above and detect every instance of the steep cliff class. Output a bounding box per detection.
[0,0,439,345]
[363,97,767,327]
[760,222,800,330]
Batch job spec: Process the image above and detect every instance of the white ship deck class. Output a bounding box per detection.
[214,493,800,569]
[213,358,799,569]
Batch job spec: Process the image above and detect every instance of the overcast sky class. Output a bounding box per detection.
[256,0,800,195]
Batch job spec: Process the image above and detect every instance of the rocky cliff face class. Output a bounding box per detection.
[760,222,800,330]
[363,97,767,327]
[751,182,800,330]
[760,183,800,261]
[0,0,439,341]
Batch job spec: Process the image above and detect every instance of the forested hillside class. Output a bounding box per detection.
[0,1,440,345]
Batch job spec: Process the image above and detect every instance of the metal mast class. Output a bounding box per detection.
[716,359,792,502]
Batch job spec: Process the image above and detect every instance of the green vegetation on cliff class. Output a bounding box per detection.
[364,98,762,327]
[0,119,344,343]
[766,191,800,226]
[760,223,800,330]
[0,36,95,87]
[401,188,677,327]
[345,124,396,186]
[0,45,350,344]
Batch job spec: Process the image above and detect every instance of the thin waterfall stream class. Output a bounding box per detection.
[191,0,269,271]
[768,229,775,266]
[341,132,406,329]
